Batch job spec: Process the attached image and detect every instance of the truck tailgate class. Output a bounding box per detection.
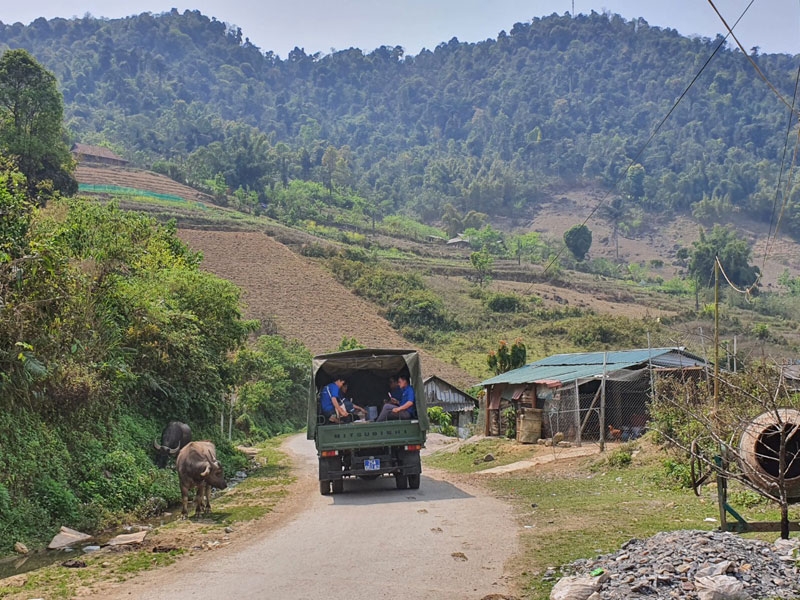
[316,421,425,451]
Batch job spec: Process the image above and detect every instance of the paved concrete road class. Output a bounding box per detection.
[111,434,518,600]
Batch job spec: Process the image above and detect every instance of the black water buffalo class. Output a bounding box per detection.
[153,421,192,468]
[176,441,227,517]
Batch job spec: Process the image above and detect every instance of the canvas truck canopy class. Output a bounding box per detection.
[307,348,428,438]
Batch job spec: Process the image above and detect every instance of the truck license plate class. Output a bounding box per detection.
[364,458,380,471]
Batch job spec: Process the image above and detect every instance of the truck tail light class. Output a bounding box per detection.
[321,450,339,457]
[404,445,422,451]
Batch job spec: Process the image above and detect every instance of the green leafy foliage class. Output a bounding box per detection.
[427,406,457,437]
[4,11,800,237]
[0,49,76,197]
[485,292,523,313]
[336,336,365,351]
[469,249,494,286]
[328,257,455,338]
[689,225,759,289]
[563,224,592,261]
[487,339,527,375]
[0,170,296,550]
[233,335,312,440]
[567,315,648,349]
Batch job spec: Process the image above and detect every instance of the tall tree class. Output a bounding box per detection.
[689,225,760,289]
[0,49,76,199]
[563,223,592,261]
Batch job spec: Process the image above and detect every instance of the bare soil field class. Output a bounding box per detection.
[177,229,476,387]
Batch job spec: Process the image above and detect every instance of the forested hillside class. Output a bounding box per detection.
[2,10,799,234]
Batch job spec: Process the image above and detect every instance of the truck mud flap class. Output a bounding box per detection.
[397,449,421,475]
[319,456,342,480]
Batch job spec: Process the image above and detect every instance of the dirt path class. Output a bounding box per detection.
[103,434,518,600]
[177,229,476,387]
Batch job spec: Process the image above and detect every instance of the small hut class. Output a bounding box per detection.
[480,348,708,443]
[71,143,128,167]
[423,376,478,438]
[446,235,471,249]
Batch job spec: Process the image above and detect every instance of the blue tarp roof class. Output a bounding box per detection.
[481,348,707,387]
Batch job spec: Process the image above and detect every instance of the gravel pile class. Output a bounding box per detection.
[556,529,800,599]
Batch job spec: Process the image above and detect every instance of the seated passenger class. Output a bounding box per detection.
[340,382,367,420]
[375,374,416,421]
[319,378,351,423]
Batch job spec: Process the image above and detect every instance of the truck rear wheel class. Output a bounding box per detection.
[395,474,408,489]
[408,474,420,489]
[332,479,344,494]
[320,480,331,495]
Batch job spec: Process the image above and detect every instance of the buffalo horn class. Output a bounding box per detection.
[200,463,211,477]
[153,439,163,451]
[168,444,181,456]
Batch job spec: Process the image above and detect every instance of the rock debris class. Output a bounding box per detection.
[557,529,799,599]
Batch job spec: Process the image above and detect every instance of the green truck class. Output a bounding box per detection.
[307,348,428,495]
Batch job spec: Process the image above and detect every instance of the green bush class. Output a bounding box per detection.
[502,406,517,439]
[386,289,451,329]
[300,242,333,258]
[661,458,693,489]
[427,407,458,436]
[486,293,523,313]
[0,484,8,514]
[607,447,632,468]
[568,315,647,348]
[32,477,80,524]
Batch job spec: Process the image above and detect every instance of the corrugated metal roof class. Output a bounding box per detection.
[480,348,707,387]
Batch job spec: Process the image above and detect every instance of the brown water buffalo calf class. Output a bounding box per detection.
[175,441,227,517]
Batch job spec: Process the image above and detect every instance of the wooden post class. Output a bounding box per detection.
[484,386,491,436]
[579,386,602,435]
[574,379,582,447]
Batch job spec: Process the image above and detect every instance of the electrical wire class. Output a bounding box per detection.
[538,1,756,279]
[762,62,800,272]
[707,0,800,117]
[705,0,800,285]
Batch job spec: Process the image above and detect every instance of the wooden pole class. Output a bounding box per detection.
[714,258,720,421]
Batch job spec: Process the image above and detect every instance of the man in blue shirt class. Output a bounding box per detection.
[320,378,350,423]
[376,375,416,421]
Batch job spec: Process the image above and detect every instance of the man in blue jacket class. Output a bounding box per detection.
[320,378,350,423]
[376,375,416,421]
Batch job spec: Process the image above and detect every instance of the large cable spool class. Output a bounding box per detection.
[737,409,800,502]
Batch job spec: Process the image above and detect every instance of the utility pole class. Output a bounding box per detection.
[713,258,720,419]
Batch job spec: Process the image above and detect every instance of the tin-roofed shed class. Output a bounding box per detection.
[481,348,708,442]
[424,376,478,438]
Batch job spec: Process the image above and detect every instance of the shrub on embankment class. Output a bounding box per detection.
[0,167,257,551]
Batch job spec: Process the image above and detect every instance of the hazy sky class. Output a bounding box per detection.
[2,0,798,58]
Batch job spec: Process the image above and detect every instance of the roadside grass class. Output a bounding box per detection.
[429,438,800,600]
[0,436,294,600]
[426,437,538,473]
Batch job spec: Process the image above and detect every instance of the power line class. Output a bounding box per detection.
[762,62,800,272]
[706,0,800,117]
